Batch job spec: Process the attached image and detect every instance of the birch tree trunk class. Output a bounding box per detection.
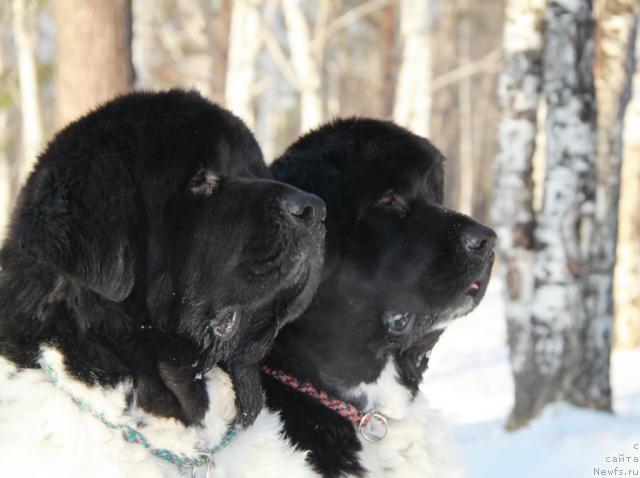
[615,21,640,348]
[282,0,323,131]
[510,0,598,428]
[572,0,639,409]
[12,0,43,185]
[490,0,546,430]
[0,2,12,243]
[225,0,262,129]
[53,0,134,128]
[0,154,9,244]
[393,0,431,137]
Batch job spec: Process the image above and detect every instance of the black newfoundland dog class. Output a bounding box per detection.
[263,118,496,477]
[0,90,324,477]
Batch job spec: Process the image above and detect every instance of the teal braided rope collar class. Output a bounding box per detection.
[38,358,238,474]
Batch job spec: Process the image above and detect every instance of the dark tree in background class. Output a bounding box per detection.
[53,0,134,128]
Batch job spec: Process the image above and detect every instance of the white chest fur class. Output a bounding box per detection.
[344,358,463,478]
[0,348,317,478]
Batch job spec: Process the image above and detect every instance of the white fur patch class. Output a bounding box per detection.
[355,393,464,478]
[342,357,463,477]
[431,296,477,332]
[0,347,318,477]
[344,358,412,419]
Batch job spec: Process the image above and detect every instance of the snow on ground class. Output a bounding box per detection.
[425,279,640,478]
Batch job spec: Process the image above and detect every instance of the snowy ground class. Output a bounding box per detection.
[425,279,640,478]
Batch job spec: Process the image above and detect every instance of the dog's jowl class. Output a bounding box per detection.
[263,118,496,477]
[0,90,325,477]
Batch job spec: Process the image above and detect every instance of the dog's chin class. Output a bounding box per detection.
[384,262,493,344]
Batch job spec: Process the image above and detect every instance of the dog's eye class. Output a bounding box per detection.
[376,190,408,217]
[189,168,219,196]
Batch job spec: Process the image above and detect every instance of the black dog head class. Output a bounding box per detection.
[269,118,494,393]
[2,90,325,425]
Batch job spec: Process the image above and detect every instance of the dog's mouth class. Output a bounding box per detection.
[462,257,493,301]
[282,263,311,306]
[465,279,482,298]
[274,260,317,323]
[383,265,493,337]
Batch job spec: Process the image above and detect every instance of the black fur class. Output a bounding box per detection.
[263,118,495,476]
[0,89,325,428]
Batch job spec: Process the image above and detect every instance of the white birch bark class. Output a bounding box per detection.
[573,0,639,409]
[614,21,640,348]
[225,0,262,129]
[393,0,431,137]
[0,3,12,244]
[282,0,323,131]
[0,154,9,244]
[12,0,43,186]
[525,0,598,425]
[0,104,10,245]
[490,0,546,429]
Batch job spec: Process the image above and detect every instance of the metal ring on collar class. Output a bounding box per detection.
[358,411,389,442]
[192,455,212,478]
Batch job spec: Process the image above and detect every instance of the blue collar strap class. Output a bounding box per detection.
[38,358,238,473]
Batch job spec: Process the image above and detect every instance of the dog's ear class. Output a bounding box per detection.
[13,158,137,302]
[227,364,263,428]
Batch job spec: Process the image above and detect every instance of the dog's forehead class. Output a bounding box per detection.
[366,142,444,202]
[206,134,269,179]
[406,161,444,201]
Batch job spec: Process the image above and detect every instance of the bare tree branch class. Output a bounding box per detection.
[312,0,394,51]
[259,19,305,91]
[431,49,501,93]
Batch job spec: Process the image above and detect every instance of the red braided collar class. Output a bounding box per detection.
[261,365,389,441]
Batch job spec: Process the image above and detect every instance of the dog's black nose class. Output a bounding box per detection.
[461,223,496,256]
[279,191,326,226]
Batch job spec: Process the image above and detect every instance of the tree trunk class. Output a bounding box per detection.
[491,0,546,430]
[510,0,598,429]
[615,21,640,348]
[0,2,12,244]
[457,0,473,215]
[12,0,43,185]
[380,2,397,118]
[431,0,460,207]
[53,0,134,128]
[282,0,323,132]
[255,2,281,163]
[393,0,431,137]
[0,104,9,245]
[224,0,262,129]
[572,0,639,409]
[0,153,9,244]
